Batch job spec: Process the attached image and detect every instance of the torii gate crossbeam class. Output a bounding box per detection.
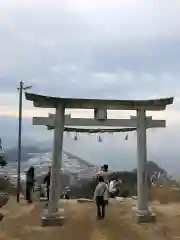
[33,115,166,128]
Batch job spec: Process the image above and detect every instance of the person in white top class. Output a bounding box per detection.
[93,175,109,220]
[109,180,116,198]
[109,178,122,198]
[96,164,112,186]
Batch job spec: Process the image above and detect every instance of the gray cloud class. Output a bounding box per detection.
[0,0,180,173]
[0,2,179,99]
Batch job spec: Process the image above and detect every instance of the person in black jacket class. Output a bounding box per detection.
[26,166,35,203]
[43,166,51,201]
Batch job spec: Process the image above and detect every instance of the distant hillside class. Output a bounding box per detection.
[5,146,99,182]
[6,146,52,162]
[147,161,167,176]
[63,151,95,168]
[4,145,168,198]
[133,161,167,177]
[5,145,167,179]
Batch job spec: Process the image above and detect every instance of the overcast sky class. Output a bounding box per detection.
[0,0,180,173]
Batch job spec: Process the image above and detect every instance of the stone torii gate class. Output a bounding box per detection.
[33,114,165,219]
[25,92,173,225]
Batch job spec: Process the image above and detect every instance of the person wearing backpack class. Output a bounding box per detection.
[25,166,35,203]
[93,175,109,220]
[43,166,51,201]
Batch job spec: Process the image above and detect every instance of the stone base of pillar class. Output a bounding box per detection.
[41,208,64,227]
[41,215,64,227]
[136,211,156,224]
[40,197,48,202]
[132,207,156,224]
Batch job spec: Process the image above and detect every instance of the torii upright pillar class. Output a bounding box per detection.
[41,103,65,226]
[136,109,151,222]
[49,104,64,218]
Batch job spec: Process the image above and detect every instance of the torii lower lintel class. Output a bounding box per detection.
[32,115,166,128]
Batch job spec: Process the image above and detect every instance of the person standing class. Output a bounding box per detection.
[43,166,51,201]
[96,164,112,186]
[93,176,108,220]
[109,177,122,197]
[25,166,35,203]
[109,180,116,198]
[65,189,70,199]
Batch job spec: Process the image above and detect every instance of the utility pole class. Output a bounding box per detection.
[17,81,32,203]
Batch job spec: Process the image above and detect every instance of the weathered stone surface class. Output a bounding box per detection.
[77,198,94,203]
[132,206,156,224]
[41,215,64,227]
[115,197,125,202]
[136,212,156,224]
[132,196,138,200]
[41,207,64,227]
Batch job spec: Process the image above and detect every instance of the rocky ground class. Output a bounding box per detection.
[1,193,180,240]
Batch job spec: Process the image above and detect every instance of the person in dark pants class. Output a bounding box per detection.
[93,176,108,220]
[65,189,70,199]
[43,166,51,201]
[26,166,35,204]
